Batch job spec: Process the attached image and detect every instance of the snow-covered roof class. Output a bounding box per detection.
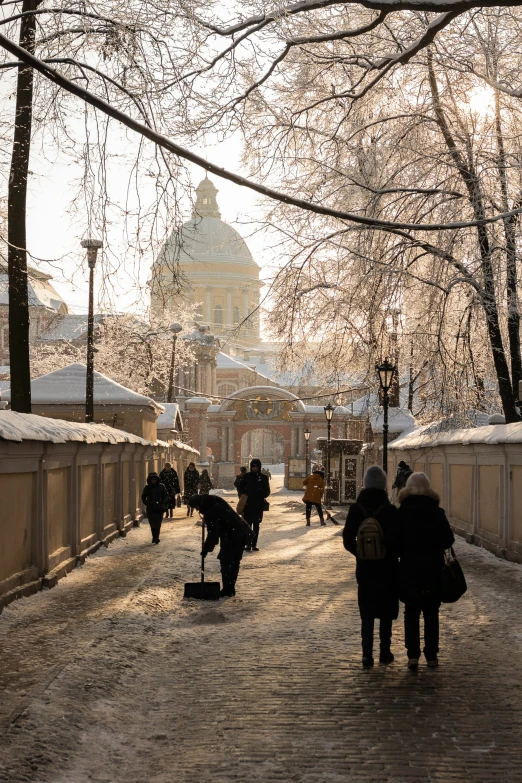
[390,421,522,450]
[39,314,105,342]
[156,402,183,431]
[304,404,351,415]
[186,396,211,405]
[0,265,67,313]
[172,439,199,455]
[371,407,416,434]
[216,352,274,384]
[0,410,160,446]
[2,363,164,413]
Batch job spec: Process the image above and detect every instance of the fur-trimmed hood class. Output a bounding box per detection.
[398,486,440,505]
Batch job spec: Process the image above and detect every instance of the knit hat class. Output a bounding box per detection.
[405,472,431,491]
[363,465,387,490]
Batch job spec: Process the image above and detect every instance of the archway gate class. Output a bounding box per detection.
[184,386,362,489]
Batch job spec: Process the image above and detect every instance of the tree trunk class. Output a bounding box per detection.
[494,89,522,401]
[7,0,40,413]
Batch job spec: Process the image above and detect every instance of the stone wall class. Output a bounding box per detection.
[389,430,522,563]
[0,433,198,611]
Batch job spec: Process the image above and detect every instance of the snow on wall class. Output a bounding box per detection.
[0,411,162,446]
[389,420,522,450]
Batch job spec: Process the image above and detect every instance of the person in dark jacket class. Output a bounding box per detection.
[397,472,455,669]
[190,494,252,596]
[198,468,213,495]
[343,465,399,668]
[237,458,271,552]
[183,463,200,517]
[141,472,169,544]
[234,466,247,497]
[392,461,413,491]
[159,462,181,519]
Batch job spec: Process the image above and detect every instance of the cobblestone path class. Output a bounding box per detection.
[1,476,521,783]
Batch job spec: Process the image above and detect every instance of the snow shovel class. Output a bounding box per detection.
[183,517,221,600]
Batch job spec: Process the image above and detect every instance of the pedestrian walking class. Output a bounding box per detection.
[234,466,247,498]
[141,472,169,544]
[159,462,181,518]
[302,468,326,526]
[343,465,399,668]
[237,458,270,552]
[190,494,253,597]
[198,468,214,495]
[392,461,413,492]
[183,462,200,517]
[396,472,455,670]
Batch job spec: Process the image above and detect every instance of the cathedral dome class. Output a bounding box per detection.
[157,177,258,270]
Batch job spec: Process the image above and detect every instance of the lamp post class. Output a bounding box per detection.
[81,238,102,423]
[304,428,311,477]
[376,357,396,475]
[324,403,334,509]
[167,322,183,402]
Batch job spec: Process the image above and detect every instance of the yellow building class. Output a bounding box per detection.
[151,176,263,347]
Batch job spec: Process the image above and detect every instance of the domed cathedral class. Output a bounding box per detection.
[151,176,263,348]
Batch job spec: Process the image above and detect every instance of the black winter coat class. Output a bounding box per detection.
[141,473,169,519]
[183,468,200,502]
[343,488,400,620]
[396,488,455,605]
[237,471,270,514]
[197,496,250,561]
[159,467,181,497]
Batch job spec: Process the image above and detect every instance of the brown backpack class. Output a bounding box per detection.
[356,505,386,560]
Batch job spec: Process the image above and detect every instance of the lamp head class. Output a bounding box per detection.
[81,237,103,269]
[170,322,183,335]
[304,428,311,441]
[376,357,395,393]
[324,403,334,421]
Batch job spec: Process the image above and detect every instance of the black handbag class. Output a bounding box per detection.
[441,547,467,603]
[263,499,270,512]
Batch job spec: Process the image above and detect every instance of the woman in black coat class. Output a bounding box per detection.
[343,465,399,668]
[397,472,455,669]
[141,472,169,544]
[183,463,200,517]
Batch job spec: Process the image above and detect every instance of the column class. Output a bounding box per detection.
[200,414,208,464]
[226,288,233,328]
[227,424,235,462]
[298,428,304,456]
[291,427,297,456]
[206,287,212,326]
[221,425,228,461]
[178,366,184,396]
[243,289,249,320]
[211,365,217,396]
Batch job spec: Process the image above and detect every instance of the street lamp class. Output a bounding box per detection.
[81,237,103,423]
[167,322,183,403]
[304,428,311,477]
[376,357,396,476]
[324,403,334,509]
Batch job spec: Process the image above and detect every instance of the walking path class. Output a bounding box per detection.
[1,476,521,783]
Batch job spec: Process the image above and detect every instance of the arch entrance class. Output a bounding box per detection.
[240,428,285,466]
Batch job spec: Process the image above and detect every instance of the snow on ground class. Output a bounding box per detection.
[0,482,521,783]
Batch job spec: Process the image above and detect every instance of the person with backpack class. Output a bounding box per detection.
[397,472,455,670]
[141,472,170,544]
[343,465,399,668]
[302,468,326,526]
[189,494,254,597]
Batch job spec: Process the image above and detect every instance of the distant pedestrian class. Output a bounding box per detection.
[159,462,181,518]
[343,466,399,668]
[262,467,272,480]
[190,494,253,597]
[183,463,200,517]
[237,458,270,552]
[302,468,326,526]
[397,472,455,670]
[198,468,214,495]
[234,466,247,497]
[141,472,169,544]
[392,461,413,491]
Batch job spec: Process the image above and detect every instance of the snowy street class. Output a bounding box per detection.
[1,474,521,783]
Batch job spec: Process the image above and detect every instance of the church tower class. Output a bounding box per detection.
[151,177,263,348]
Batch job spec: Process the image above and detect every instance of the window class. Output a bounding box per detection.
[213,304,224,325]
[218,382,238,398]
[233,306,241,325]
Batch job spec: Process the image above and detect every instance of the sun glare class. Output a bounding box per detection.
[468,85,495,117]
